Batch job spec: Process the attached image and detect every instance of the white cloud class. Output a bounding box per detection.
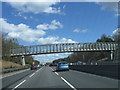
[14,12,34,20]
[33,53,72,64]
[7,0,61,14]
[112,28,120,36]
[37,36,59,44]
[23,16,27,20]
[83,1,118,16]
[56,38,77,43]
[0,18,46,42]
[73,29,87,33]
[36,20,63,30]
[112,28,120,41]
[37,24,49,30]
[63,5,66,9]
[115,14,120,16]
[37,36,77,44]
[97,2,118,12]
[1,18,76,44]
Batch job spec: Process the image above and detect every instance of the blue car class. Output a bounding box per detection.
[56,61,69,71]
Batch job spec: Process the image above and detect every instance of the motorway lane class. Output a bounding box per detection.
[51,67,118,88]
[6,66,119,89]
[9,66,71,89]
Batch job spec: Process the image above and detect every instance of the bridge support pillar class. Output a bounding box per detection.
[110,51,113,60]
[22,55,25,66]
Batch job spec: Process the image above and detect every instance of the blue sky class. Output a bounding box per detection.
[1,1,118,63]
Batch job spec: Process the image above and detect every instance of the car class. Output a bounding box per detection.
[31,64,38,70]
[56,61,69,71]
[37,64,41,68]
[49,63,57,66]
[49,63,54,66]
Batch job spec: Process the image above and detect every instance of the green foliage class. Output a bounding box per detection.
[53,57,69,63]
[2,34,36,65]
[96,34,114,42]
[25,56,40,65]
[2,34,19,56]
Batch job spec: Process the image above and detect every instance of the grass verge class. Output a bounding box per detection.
[0,60,22,69]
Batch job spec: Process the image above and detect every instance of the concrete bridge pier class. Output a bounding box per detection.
[22,55,25,66]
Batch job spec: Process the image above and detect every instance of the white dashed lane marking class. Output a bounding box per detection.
[12,80,26,90]
[29,73,35,77]
[50,67,76,90]
[55,72,59,75]
[61,77,77,90]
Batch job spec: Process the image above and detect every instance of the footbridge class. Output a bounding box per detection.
[10,42,118,66]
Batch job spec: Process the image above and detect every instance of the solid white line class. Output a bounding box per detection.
[12,80,26,90]
[55,72,59,75]
[39,67,43,71]
[29,73,35,77]
[37,67,43,71]
[30,67,43,77]
[61,77,77,90]
[36,70,39,72]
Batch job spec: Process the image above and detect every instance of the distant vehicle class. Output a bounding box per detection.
[45,64,48,66]
[49,63,57,66]
[40,64,44,66]
[49,63,54,66]
[31,64,38,70]
[37,64,41,68]
[56,61,69,71]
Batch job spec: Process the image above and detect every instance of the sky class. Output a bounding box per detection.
[1,0,119,64]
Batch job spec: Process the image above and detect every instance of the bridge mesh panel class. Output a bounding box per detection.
[117,43,120,62]
[114,43,120,63]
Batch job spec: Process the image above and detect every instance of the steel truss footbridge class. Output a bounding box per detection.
[11,42,118,56]
[10,42,118,66]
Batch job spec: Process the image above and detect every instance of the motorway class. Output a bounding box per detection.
[2,66,119,90]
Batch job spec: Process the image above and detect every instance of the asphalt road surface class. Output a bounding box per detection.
[2,66,119,90]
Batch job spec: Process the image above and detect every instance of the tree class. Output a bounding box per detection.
[96,34,114,42]
[53,57,69,63]
[2,34,35,65]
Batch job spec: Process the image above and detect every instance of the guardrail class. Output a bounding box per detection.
[1,67,30,74]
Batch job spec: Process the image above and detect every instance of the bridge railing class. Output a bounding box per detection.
[10,42,118,56]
